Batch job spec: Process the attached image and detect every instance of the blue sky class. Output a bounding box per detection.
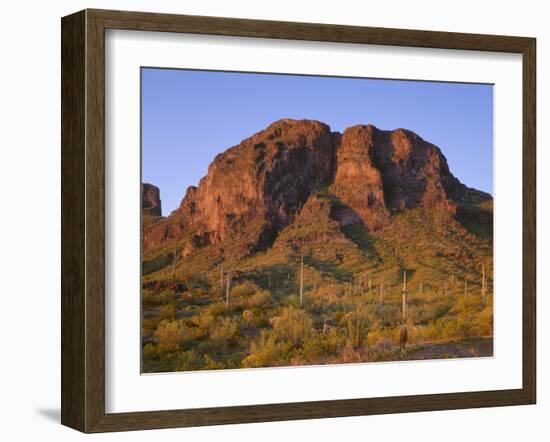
[142,68,493,215]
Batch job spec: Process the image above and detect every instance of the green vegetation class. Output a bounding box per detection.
[141,205,493,373]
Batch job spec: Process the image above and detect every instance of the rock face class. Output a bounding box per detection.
[329,124,485,229]
[142,119,492,256]
[330,125,388,229]
[141,183,162,216]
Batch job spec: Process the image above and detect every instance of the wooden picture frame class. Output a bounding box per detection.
[61,8,536,433]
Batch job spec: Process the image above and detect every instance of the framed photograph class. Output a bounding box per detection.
[61,9,536,433]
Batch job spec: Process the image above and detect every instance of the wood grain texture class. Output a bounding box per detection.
[61,10,86,432]
[522,38,537,403]
[61,8,537,433]
[85,9,107,432]
[89,8,532,52]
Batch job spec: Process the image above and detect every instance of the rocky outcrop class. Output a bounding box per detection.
[144,119,339,254]
[142,119,492,257]
[330,125,388,229]
[141,183,162,216]
[328,124,490,229]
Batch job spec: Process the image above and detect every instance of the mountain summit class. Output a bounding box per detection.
[142,119,491,262]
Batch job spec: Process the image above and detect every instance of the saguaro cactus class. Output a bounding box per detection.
[379,282,384,306]
[402,271,408,320]
[481,262,487,305]
[464,278,468,297]
[419,281,423,296]
[299,254,304,307]
[399,325,408,353]
[226,272,232,307]
[172,246,177,280]
[220,260,224,291]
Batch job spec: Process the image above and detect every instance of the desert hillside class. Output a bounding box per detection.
[141,119,493,373]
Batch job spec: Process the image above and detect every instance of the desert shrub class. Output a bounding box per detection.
[376,304,401,327]
[223,350,247,369]
[159,303,176,320]
[174,349,204,371]
[300,328,346,360]
[181,289,210,306]
[191,311,215,334]
[474,306,493,337]
[367,328,394,349]
[313,285,341,304]
[340,306,371,349]
[179,323,207,341]
[154,320,183,352]
[437,315,475,340]
[143,342,158,358]
[456,315,475,338]
[203,354,225,370]
[231,281,260,298]
[414,321,443,342]
[158,348,204,372]
[158,352,181,372]
[188,287,208,297]
[209,317,239,343]
[409,299,452,325]
[372,336,393,352]
[453,295,484,316]
[141,317,158,334]
[141,290,156,305]
[242,330,292,368]
[416,290,442,304]
[331,309,345,324]
[244,289,271,308]
[142,289,174,306]
[204,301,227,317]
[242,309,255,326]
[271,307,313,346]
[338,346,364,363]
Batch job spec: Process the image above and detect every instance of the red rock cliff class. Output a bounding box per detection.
[142,119,491,257]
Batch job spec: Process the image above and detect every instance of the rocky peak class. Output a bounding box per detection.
[330,124,388,228]
[172,119,339,254]
[143,118,491,257]
[329,124,459,229]
[141,183,162,216]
